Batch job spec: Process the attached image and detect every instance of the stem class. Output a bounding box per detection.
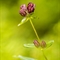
[29,19,40,41]
[29,18,48,60]
[42,50,48,60]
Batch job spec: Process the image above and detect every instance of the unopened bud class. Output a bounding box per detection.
[40,40,46,48]
[27,2,35,13]
[19,4,27,16]
[33,40,40,48]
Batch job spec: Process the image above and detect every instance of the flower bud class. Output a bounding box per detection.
[33,40,40,48]
[40,40,46,48]
[19,4,27,16]
[27,2,35,13]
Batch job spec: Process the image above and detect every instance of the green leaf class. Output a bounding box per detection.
[18,17,29,26]
[13,55,36,60]
[46,40,54,48]
[24,43,35,48]
[17,16,34,26]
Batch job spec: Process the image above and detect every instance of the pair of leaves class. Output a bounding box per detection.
[24,40,54,49]
[18,17,33,26]
[13,55,36,60]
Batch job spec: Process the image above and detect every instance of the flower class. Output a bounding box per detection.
[27,2,35,13]
[19,4,27,16]
[19,2,35,16]
[40,40,46,48]
[33,40,40,48]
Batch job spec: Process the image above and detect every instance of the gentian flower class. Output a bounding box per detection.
[40,40,46,48]
[33,40,40,48]
[19,2,35,16]
[19,4,27,16]
[27,2,35,13]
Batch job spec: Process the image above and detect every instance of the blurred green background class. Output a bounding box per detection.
[0,0,60,60]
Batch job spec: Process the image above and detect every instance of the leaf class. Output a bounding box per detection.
[18,17,29,26]
[46,40,54,48]
[24,43,35,48]
[17,16,34,26]
[13,55,36,60]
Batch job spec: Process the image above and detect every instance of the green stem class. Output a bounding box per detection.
[42,50,48,60]
[29,19,40,41]
[29,18,48,60]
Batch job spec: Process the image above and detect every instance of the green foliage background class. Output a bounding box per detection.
[0,0,60,60]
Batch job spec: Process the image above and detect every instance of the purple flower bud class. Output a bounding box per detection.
[27,2,35,13]
[19,4,27,16]
[33,40,40,48]
[40,40,46,48]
